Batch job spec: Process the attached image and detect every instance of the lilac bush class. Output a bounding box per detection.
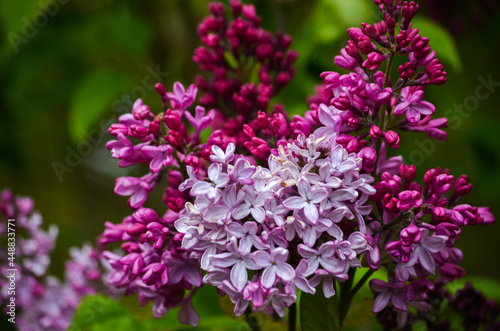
[96,1,496,329]
[0,189,112,331]
[2,0,497,330]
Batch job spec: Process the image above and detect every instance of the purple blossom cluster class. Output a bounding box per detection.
[194,0,297,120]
[0,189,106,331]
[97,0,496,329]
[367,165,494,325]
[174,133,377,316]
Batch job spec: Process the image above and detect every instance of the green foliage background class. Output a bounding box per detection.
[0,0,499,329]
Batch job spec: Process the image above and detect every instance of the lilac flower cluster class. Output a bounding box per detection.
[174,132,377,316]
[0,189,105,331]
[366,165,494,325]
[98,0,496,329]
[194,0,297,121]
[294,0,450,161]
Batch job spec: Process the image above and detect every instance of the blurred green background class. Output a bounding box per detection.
[0,0,499,326]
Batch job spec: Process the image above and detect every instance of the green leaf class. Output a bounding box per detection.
[300,286,340,331]
[224,51,238,69]
[342,298,375,327]
[69,295,144,331]
[412,17,462,73]
[68,70,134,142]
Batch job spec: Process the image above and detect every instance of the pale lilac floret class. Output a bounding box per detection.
[210,143,235,165]
[403,228,447,274]
[209,238,259,291]
[297,243,344,276]
[184,105,215,132]
[107,133,134,159]
[393,87,435,123]
[166,82,198,113]
[142,144,174,173]
[252,248,295,288]
[282,178,328,225]
[114,175,152,209]
[190,163,229,200]
[370,279,407,313]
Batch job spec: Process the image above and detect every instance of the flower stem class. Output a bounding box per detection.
[245,309,262,331]
[339,268,357,326]
[351,268,375,297]
[288,302,296,331]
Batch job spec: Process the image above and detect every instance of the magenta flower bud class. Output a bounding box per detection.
[148,118,161,137]
[385,14,396,29]
[243,124,256,139]
[345,139,360,153]
[331,93,351,110]
[375,21,387,35]
[109,123,128,137]
[321,71,340,89]
[166,196,185,213]
[399,164,417,182]
[121,242,141,253]
[165,131,184,150]
[347,118,359,128]
[347,27,364,42]
[381,172,402,195]
[129,124,149,139]
[142,263,168,287]
[383,196,399,213]
[358,147,377,172]
[430,173,454,195]
[370,125,382,140]
[257,111,269,129]
[242,4,257,20]
[126,223,147,236]
[398,62,414,80]
[400,223,421,246]
[336,134,354,146]
[276,72,291,87]
[335,48,358,70]
[436,222,460,240]
[230,0,242,16]
[345,40,359,58]
[432,206,447,221]
[397,190,423,212]
[202,33,219,48]
[454,175,472,196]
[375,87,392,105]
[133,208,159,224]
[424,168,436,187]
[384,130,400,149]
[120,253,144,280]
[133,104,151,120]
[209,2,225,16]
[257,95,270,110]
[357,36,373,55]
[155,83,166,96]
[244,137,270,160]
[362,52,385,71]
[478,207,495,225]
[402,1,419,22]
[256,43,274,61]
[361,22,378,38]
[269,112,288,136]
[185,155,202,169]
